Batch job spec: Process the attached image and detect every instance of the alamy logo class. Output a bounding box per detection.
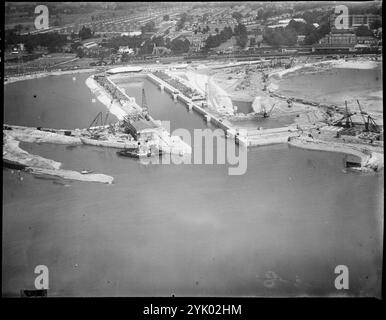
[34,265,49,290]
[34,5,49,30]
[334,5,349,30]
[138,122,248,176]
[334,265,349,290]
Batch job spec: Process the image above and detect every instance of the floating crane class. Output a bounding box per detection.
[87,112,107,138]
[88,112,104,130]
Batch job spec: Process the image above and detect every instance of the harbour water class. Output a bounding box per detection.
[2,73,383,297]
[4,73,117,129]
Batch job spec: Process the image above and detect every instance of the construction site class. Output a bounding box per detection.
[3,53,384,187]
[142,55,383,171]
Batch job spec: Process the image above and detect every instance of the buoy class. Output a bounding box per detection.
[72,77,76,81]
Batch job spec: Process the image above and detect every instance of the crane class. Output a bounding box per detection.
[141,87,151,120]
[88,112,104,130]
[344,101,354,128]
[263,103,276,118]
[356,99,367,128]
[356,100,380,133]
[87,111,107,139]
[332,101,355,128]
[141,87,149,114]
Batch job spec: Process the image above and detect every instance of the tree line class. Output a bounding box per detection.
[263,18,332,47]
[204,24,249,49]
[5,29,68,53]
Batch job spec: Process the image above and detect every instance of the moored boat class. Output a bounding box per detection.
[116,145,163,159]
[116,147,151,159]
[81,170,94,174]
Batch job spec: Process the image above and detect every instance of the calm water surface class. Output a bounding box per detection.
[4,72,117,129]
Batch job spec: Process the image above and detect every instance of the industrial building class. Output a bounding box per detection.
[124,118,159,142]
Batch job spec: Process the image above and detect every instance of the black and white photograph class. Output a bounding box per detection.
[2,0,384,303]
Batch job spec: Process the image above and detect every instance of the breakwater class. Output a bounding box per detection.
[288,136,384,172]
[3,127,114,184]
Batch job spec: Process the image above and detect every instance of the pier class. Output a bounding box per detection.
[146,72,234,131]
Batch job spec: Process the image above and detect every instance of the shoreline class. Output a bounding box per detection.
[4,68,97,85]
[289,136,384,172]
[3,129,114,184]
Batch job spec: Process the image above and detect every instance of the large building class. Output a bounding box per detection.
[124,118,159,142]
[107,66,143,74]
[349,14,382,28]
[330,12,382,31]
[318,31,357,46]
[314,28,358,52]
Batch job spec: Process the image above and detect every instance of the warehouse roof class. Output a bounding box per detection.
[107,66,143,74]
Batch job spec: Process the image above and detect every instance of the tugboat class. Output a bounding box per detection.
[117,146,163,159]
[117,147,151,158]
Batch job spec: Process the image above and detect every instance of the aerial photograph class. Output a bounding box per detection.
[3,1,383,300]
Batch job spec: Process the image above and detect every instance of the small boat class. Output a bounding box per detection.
[81,170,94,174]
